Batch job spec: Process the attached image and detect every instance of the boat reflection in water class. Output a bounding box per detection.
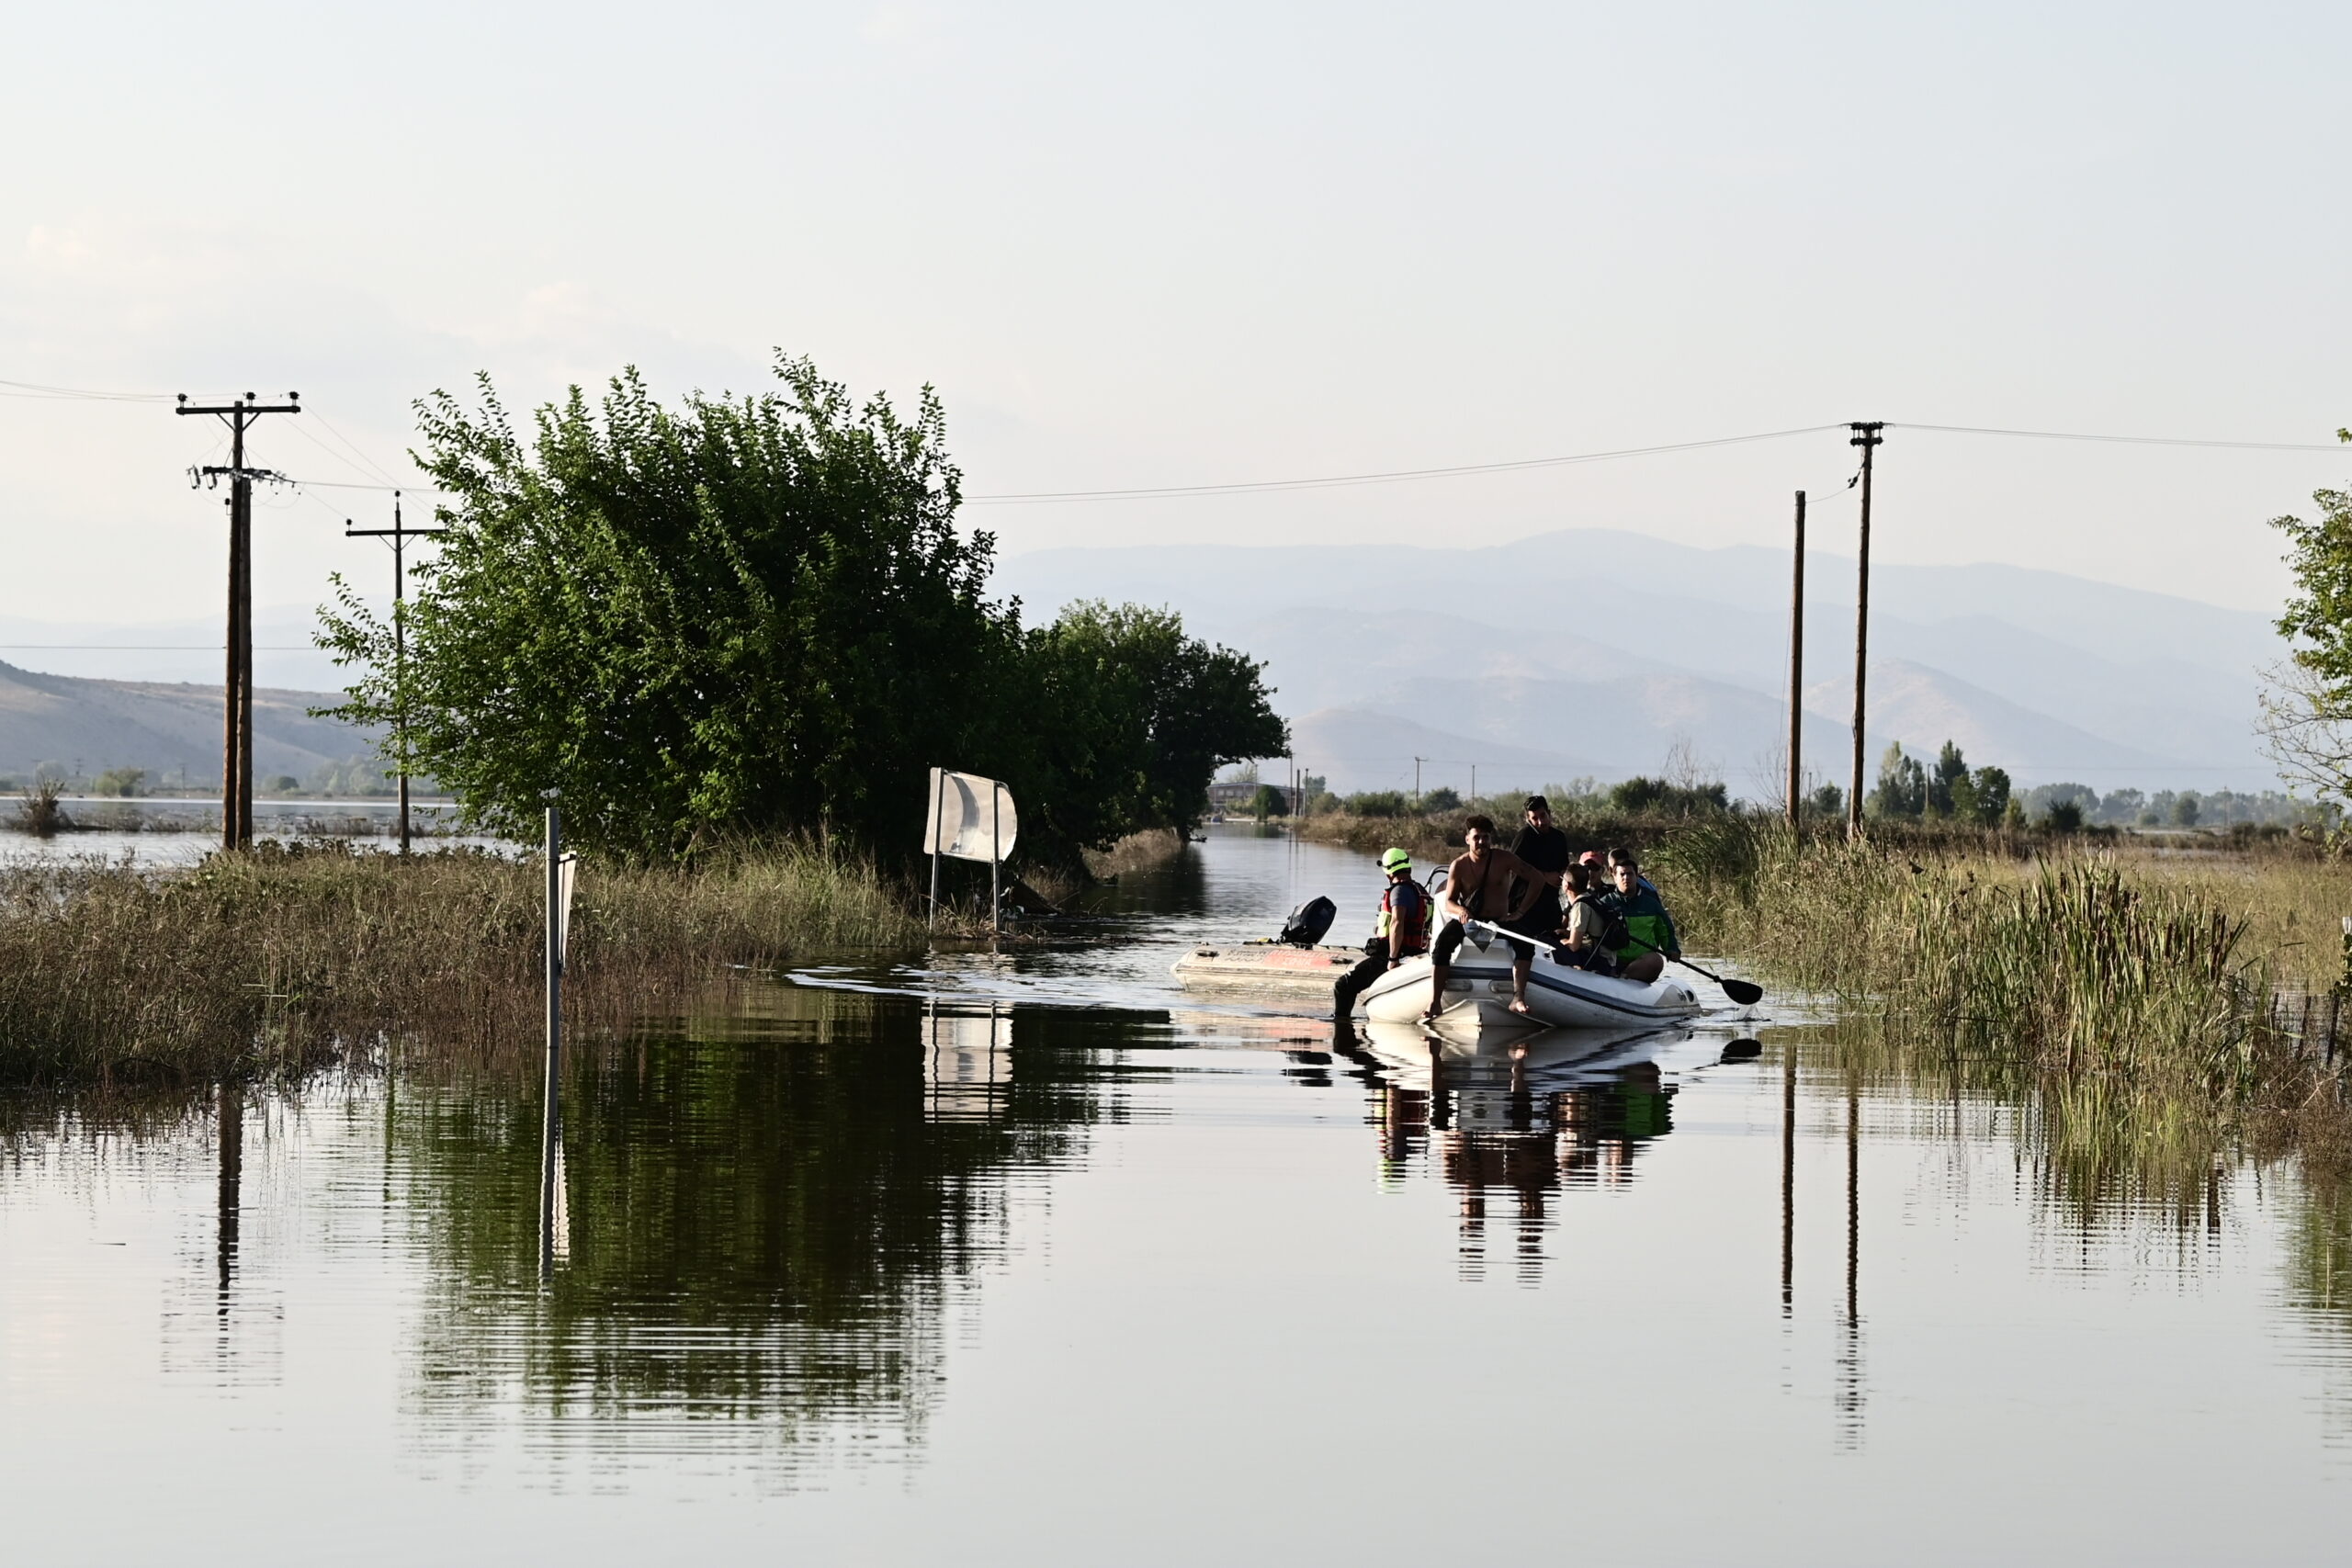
[1337,1019,1737,1281]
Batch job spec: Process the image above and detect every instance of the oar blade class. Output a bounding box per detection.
[1721,976,1765,1006]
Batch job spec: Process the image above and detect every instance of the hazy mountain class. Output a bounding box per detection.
[0,607,350,691]
[1286,708,1606,796]
[998,529,2274,795]
[0,661,373,788]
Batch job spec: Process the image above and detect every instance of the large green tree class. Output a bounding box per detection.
[1021,602,1288,850]
[320,356,1284,864]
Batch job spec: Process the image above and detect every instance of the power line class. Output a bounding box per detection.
[965,420,2352,505]
[0,376,175,402]
[1889,422,2351,453]
[963,425,1848,504]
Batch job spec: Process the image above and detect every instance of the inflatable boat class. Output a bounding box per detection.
[1354,932,1702,1034]
[1170,942,1365,991]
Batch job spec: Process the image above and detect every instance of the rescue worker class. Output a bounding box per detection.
[1334,847,1430,1034]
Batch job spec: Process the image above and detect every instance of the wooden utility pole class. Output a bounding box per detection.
[1786,490,1806,829]
[1846,423,1884,840]
[346,491,446,852]
[178,392,300,850]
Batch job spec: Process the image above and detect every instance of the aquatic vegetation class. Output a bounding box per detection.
[0,840,929,1086]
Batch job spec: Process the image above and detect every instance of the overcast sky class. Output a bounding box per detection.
[4,0,2348,636]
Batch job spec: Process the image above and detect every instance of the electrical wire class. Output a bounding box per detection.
[1888,422,2351,453]
[962,425,1849,504]
[0,377,175,402]
[308,411,407,487]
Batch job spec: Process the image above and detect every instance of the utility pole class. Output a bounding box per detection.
[1414,756,1426,812]
[1847,423,1884,840]
[1787,490,1806,829]
[178,391,300,851]
[346,491,447,853]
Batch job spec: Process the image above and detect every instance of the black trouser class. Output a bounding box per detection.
[1335,943,1423,1017]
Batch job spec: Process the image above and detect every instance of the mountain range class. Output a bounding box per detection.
[996,529,2285,798]
[0,660,376,788]
[0,528,2287,802]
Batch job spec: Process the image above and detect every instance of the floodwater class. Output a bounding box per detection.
[0,795,502,866]
[5,828,2351,1564]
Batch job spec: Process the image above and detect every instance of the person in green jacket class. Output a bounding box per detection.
[1601,851,1679,983]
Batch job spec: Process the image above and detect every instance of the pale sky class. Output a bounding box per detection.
[4,0,2348,637]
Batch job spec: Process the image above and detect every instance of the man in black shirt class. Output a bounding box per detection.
[1509,795,1569,943]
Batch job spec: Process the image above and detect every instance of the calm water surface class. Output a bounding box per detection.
[5,827,2351,1563]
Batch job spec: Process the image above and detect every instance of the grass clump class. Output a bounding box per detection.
[0,840,925,1087]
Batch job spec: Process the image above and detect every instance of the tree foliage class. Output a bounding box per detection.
[2263,443,2352,807]
[1871,740,2009,825]
[318,358,1284,864]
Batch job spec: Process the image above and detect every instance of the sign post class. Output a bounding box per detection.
[923,770,1019,934]
[539,801,578,1285]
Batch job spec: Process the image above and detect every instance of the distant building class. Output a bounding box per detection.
[1205,780,1302,814]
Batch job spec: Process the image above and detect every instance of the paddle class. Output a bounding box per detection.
[1620,932,1765,1006]
[1469,917,1765,1006]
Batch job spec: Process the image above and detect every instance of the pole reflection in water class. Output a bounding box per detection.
[390,983,1114,1476]
[1781,1039,1795,1317]
[1837,1075,1867,1450]
[215,1081,242,1333]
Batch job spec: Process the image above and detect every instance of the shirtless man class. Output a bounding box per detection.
[1426,814,1552,1020]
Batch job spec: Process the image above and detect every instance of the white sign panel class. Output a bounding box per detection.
[924,768,1018,863]
[555,852,580,966]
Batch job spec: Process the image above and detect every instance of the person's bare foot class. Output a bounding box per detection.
[1508,998,1532,1015]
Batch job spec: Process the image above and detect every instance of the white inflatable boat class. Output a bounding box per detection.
[1355,932,1702,1034]
[1170,942,1366,991]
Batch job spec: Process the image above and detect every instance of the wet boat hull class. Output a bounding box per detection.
[1356,950,1701,1033]
[1170,942,1365,991]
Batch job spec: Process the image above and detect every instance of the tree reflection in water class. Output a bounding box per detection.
[390,983,1125,1475]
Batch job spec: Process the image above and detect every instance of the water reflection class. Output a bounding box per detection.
[390,984,1115,1478]
[1336,1022,1687,1283]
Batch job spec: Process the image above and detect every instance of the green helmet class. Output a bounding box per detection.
[1380,847,1411,874]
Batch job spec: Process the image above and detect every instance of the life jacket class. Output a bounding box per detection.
[1375,879,1430,953]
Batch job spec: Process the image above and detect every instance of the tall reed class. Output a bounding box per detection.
[0,840,926,1087]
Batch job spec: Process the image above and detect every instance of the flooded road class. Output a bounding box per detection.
[4,826,2350,1563]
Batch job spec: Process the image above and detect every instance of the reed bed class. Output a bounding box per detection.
[0,840,929,1087]
[1655,818,2352,1207]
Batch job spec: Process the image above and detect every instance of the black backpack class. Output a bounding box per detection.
[1278,896,1338,947]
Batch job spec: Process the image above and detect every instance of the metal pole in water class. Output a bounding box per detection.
[990,782,1001,941]
[539,802,562,1285]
